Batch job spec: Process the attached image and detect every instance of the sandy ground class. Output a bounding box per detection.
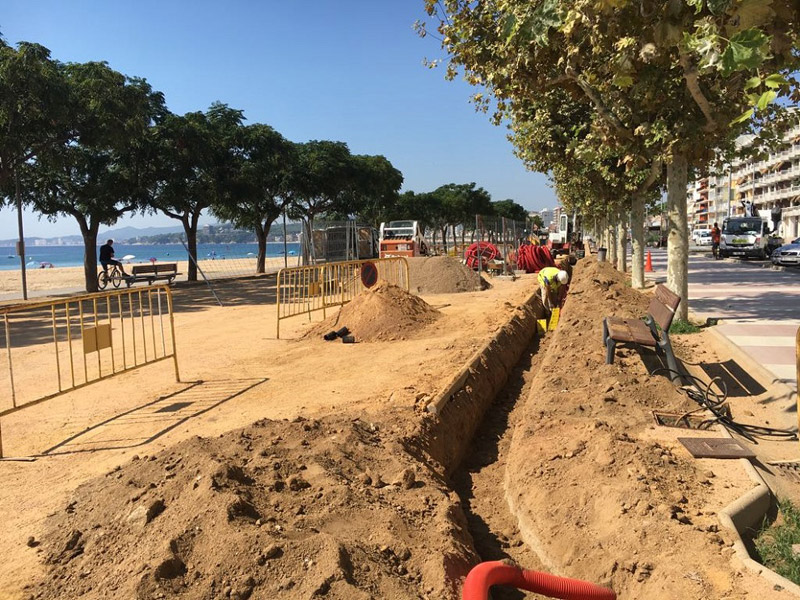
[0,260,798,599]
[0,274,533,598]
[0,256,300,293]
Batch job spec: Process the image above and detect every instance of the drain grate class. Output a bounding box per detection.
[768,461,800,483]
[154,402,194,413]
[652,411,713,430]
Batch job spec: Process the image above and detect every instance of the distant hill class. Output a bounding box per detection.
[98,225,185,241]
[0,224,188,246]
[0,221,305,246]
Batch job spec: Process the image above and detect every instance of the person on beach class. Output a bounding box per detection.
[537,266,569,311]
[99,239,129,277]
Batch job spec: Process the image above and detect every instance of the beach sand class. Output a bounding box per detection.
[0,255,300,295]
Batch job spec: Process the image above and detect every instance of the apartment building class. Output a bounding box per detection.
[687,125,800,241]
[529,207,555,228]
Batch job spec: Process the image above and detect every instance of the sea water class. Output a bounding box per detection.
[0,242,301,271]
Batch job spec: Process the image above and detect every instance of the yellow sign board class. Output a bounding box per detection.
[83,323,112,354]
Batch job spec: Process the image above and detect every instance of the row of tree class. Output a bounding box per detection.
[0,37,532,292]
[423,0,800,320]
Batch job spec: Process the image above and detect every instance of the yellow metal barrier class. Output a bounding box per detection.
[276,257,409,339]
[0,285,180,458]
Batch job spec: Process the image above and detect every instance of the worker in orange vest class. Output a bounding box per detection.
[711,222,721,260]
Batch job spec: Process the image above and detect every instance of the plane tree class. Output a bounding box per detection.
[422,0,800,318]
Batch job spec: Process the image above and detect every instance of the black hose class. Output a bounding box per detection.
[651,367,797,443]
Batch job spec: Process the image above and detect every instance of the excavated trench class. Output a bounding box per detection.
[405,285,554,596]
[450,333,550,600]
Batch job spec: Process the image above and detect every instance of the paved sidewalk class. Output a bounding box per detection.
[644,248,799,394]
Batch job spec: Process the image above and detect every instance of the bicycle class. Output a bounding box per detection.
[97,264,125,290]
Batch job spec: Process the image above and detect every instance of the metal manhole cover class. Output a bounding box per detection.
[155,401,194,413]
[678,437,755,459]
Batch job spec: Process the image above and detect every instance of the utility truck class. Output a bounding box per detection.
[719,202,783,260]
[548,212,582,256]
[378,220,429,258]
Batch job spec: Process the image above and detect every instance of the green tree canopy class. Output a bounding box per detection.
[492,199,528,222]
[344,154,404,227]
[149,102,244,281]
[20,60,165,291]
[211,123,296,273]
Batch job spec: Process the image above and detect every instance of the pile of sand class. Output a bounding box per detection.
[407,256,485,294]
[503,259,755,597]
[32,414,475,600]
[317,281,440,342]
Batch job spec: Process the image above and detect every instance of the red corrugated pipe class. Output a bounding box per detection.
[465,242,500,269]
[462,561,616,600]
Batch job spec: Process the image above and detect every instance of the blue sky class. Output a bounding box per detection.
[0,1,557,239]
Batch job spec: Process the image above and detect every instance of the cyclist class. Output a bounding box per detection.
[99,239,130,278]
[710,222,721,259]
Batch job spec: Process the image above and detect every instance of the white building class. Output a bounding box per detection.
[530,208,555,228]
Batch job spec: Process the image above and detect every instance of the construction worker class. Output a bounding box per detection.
[711,222,721,260]
[537,266,569,310]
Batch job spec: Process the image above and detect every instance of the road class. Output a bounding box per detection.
[646,248,799,393]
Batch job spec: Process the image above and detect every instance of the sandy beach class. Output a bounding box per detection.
[0,255,300,295]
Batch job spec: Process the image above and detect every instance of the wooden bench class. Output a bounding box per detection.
[127,263,180,286]
[602,284,681,379]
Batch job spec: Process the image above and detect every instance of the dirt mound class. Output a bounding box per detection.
[33,413,476,600]
[503,258,781,598]
[316,280,440,342]
[407,256,485,294]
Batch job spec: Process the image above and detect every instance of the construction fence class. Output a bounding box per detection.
[276,257,409,338]
[0,285,180,457]
[427,216,532,262]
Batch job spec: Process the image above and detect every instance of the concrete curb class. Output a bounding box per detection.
[717,446,800,595]
[693,314,797,405]
[689,311,800,594]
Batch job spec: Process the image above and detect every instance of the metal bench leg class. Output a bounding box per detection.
[660,336,680,382]
[602,319,616,364]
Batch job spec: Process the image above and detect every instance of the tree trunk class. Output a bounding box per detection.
[183,214,199,282]
[78,218,101,293]
[667,153,689,321]
[608,218,618,268]
[631,194,646,289]
[452,225,458,255]
[616,211,627,273]
[255,215,279,274]
[255,226,267,274]
[440,227,448,253]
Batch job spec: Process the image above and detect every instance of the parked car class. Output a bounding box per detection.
[692,230,712,247]
[770,238,800,267]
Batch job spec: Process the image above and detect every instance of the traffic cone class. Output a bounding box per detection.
[645,251,654,273]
